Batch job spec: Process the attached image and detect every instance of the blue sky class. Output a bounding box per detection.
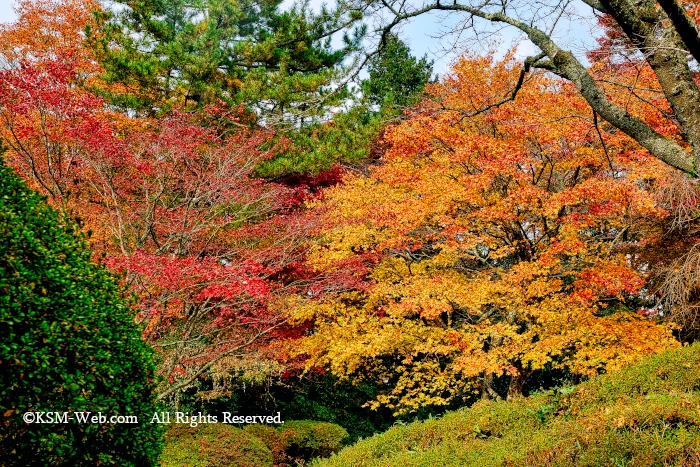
[281,0,601,74]
[0,2,16,25]
[0,0,600,76]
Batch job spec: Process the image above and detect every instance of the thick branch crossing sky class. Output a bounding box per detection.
[0,0,600,75]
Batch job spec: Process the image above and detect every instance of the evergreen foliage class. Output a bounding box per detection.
[256,105,388,177]
[258,35,433,177]
[0,156,161,466]
[362,34,433,109]
[91,0,364,117]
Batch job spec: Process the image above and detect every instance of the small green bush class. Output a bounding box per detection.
[283,420,348,460]
[161,423,272,467]
[243,420,347,465]
[0,159,161,465]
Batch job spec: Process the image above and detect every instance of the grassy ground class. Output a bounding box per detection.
[315,345,700,466]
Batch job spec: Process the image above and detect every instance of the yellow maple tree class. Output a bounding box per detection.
[288,51,680,414]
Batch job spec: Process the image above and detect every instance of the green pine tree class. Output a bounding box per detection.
[90,0,365,119]
[362,34,434,109]
[257,35,433,176]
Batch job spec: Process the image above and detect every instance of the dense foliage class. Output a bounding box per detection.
[289,52,680,414]
[91,0,364,118]
[314,343,700,466]
[362,34,433,109]
[275,420,348,459]
[5,0,700,463]
[0,0,334,404]
[0,50,301,402]
[0,157,161,466]
[258,34,433,177]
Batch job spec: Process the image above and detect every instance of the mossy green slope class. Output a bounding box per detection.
[315,345,700,467]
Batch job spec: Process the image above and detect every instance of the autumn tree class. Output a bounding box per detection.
[581,5,700,340]
[288,53,679,415]
[0,3,331,402]
[340,0,700,176]
[0,54,320,401]
[336,0,700,338]
[0,0,137,217]
[103,111,320,403]
[0,0,98,66]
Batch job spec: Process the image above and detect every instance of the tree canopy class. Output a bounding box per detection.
[91,0,365,119]
[288,53,680,414]
[340,0,700,176]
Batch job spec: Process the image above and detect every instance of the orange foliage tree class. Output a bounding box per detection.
[585,14,700,341]
[0,0,128,218]
[0,0,99,66]
[288,52,680,415]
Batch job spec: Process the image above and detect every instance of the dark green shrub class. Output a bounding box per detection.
[161,423,272,467]
[282,420,348,460]
[0,160,161,466]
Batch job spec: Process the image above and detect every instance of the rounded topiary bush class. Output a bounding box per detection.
[0,160,161,465]
[161,423,273,467]
[282,420,348,459]
[243,424,289,464]
[243,420,348,465]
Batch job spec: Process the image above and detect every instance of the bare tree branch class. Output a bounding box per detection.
[374,1,697,174]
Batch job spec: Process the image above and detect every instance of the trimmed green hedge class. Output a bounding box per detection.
[161,424,272,467]
[0,159,161,465]
[282,420,348,460]
[313,344,700,466]
[244,420,348,465]
[161,419,347,467]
